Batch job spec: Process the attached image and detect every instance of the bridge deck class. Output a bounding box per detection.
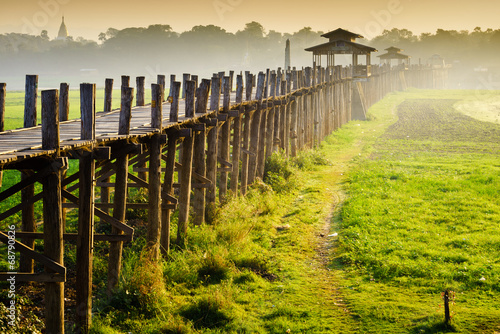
[0,92,243,166]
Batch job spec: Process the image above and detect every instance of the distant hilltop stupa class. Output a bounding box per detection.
[56,16,68,40]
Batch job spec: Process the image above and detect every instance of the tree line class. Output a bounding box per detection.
[0,22,498,88]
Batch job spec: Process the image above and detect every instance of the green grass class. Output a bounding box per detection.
[3,88,500,333]
[337,90,500,333]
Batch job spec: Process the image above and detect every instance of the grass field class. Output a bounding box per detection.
[1,88,499,333]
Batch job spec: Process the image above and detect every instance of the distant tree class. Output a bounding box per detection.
[41,30,49,40]
[98,32,107,42]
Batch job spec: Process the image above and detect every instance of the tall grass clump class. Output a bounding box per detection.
[263,151,296,192]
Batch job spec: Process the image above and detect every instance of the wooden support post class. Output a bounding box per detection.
[59,83,69,122]
[240,73,253,195]
[0,83,5,132]
[59,83,69,228]
[191,75,199,89]
[193,125,206,225]
[136,76,145,106]
[229,75,243,195]
[265,73,276,159]
[229,70,234,91]
[256,72,268,179]
[264,69,270,99]
[206,76,220,208]
[101,80,115,213]
[157,75,166,101]
[147,84,163,260]
[176,132,194,246]
[104,78,113,112]
[285,72,292,155]
[247,72,265,185]
[161,134,177,254]
[76,83,96,333]
[290,75,298,157]
[168,74,175,98]
[273,74,281,153]
[182,73,191,99]
[196,79,211,114]
[41,89,64,334]
[107,86,133,295]
[279,80,287,153]
[219,76,231,201]
[20,75,37,274]
[121,76,130,88]
[304,67,312,147]
[185,80,196,118]
[24,75,38,128]
[169,82,180,122]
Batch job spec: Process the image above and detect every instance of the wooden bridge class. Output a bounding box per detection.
[0,64,446,333]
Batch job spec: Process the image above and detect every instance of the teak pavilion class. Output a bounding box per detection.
[305,28,377,80]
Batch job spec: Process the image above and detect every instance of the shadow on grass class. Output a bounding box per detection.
[410,320,458,334]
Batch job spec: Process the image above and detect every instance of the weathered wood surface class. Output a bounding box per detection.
[0,66,435,167]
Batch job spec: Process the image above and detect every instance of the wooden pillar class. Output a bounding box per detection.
[206,76,220,206]
[290,71,298,157]
[59,83,69,122]
[157,75,166,102]
[59,83,69,228]
[169,82,180,122]
[168,74,176,98]
[285,71,292,155]
[192,81,210,225]
[247,72,266,185]
[161,134,177,254]
[182,73,191,99]
[76,83,96,333]
[279,79,287,153]
[136,76,145,106]
[256,72,268,179]
[273,73,282,153]
[147,84,163,260]
[240,73,253,195]
[229,70,235,91]
[20,75,37,273]
[121,75,130,88]
[104,79,113,112]
[185,80,196,118]
[176,130,194,246]
[41,89,64,334]
[0,83,5,132]
[101,80,113,213]
[230,75,243,195]
[107,87,133,294]
[219,76,231,201]
[265,73,276,159]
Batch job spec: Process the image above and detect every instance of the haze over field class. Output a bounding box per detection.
[0,0,500,90]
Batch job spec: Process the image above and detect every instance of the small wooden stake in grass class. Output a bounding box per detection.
[444,289,451,325]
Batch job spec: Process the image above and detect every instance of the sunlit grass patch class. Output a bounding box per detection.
[338,94,500,332]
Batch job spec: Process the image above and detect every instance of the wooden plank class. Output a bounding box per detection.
[0,273,65,283]
[0,231,65,274]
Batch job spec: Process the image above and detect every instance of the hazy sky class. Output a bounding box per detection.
[1,0,499,40]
